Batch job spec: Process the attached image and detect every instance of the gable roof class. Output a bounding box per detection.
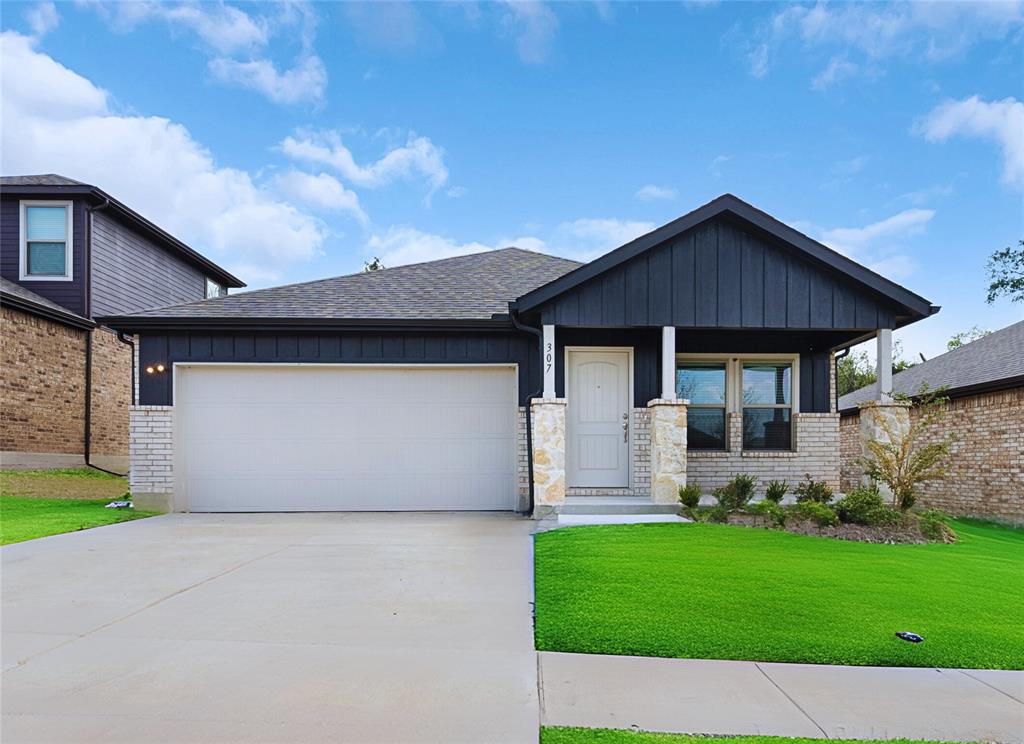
[1,173,244,289]
[99,248,582,329]
[0,277,94,329]
[512,194,937,322]
[838,320,1024,412]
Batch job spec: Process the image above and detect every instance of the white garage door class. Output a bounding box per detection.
[175,365,518,512]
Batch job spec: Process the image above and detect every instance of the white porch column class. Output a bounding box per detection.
[877,328,893,403]
[661,326,677,401]
[542,324,556,398]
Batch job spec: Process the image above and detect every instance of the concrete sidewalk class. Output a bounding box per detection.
[540,652,1024,742]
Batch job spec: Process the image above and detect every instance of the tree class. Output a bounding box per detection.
[947,326,992,351]
[986,240,1024,304]
[364,257,384,272]
[836,341,917,397]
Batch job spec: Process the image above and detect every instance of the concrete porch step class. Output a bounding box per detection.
[557,513,691,527]
[560,496,680,515]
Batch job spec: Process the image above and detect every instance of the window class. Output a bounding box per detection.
[205,278,225,299]
[742,363,793,450]
[20,201,72,280]
[676,356,798,452]
[676,362,727,450]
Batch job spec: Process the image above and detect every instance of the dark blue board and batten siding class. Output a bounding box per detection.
[90,211,207,317]
[139,331,541,406]
[539,217,898,331]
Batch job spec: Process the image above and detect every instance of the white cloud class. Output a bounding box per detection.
[0,32,325,284]
[811,56,858,90]
[812,208,935,279]
[551,218,655,261]
[280,130,449,194]
[635,184,677,201]
[271,171,367,224]
[746,2,1023,84]
[708,154,733,179]
[87,1,325,105]
[831,155,867,176]
[208,54,326,105]
[446,185,468,198]
[366,227,499,267]
[25,1,59,37]
[915,95,1024,188]
[500,1,559,64]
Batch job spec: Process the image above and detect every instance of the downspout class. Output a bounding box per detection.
[511,309,544,516]
[83,198,124,477]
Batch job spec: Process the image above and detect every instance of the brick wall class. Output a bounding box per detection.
[686,412,840,495]
[1,306,87,454]
[840,388,1024,524]
[129,406,174,495]
[89,327,131,457]
[517,406,529,508]
[839,414,861,492]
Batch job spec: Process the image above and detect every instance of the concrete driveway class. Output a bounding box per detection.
[2,513,539,743]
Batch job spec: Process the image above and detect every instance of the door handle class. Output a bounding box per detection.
[622,412,629,442]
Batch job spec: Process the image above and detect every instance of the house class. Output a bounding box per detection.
[100,194,937,516]
[0,174,244,471]
[839,319,1024,524]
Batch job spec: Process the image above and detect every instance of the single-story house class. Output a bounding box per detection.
[101,194,938,517]
[839,319,1023,524]
[0,174,244,471]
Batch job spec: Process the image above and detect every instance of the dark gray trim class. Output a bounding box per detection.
[0,290,95,330]
[513,194,937,321]
[99,316,515,333]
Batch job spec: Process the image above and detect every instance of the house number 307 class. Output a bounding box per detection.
[545,342,553,373]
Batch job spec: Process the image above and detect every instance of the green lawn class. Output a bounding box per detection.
[1,468,155,545]
[542,729,951,744]
[534,520,1024,669]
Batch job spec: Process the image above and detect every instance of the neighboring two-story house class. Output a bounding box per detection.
[1,174,244,471]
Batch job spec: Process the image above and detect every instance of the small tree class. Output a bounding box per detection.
[986,240,1024,304]
[364,257,385,272]
[858,386,952,511]
[947,326,991,351]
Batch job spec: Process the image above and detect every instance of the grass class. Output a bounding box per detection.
[1,468,155,545]
[534,520,1024,669]
[542,729,952,744]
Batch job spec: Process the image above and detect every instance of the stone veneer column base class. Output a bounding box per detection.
[530,398,567,519]
[857,401,911,499]
[647,398,688,505]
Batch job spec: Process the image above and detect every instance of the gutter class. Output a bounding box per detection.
[510,310,544,516]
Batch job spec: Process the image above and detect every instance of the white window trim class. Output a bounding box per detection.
[19,200,74,282]
[205,277,225,299]
[676,352,800,451]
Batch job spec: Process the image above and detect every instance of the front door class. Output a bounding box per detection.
[566,349,631,488]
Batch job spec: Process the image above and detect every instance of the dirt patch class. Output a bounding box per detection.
[781,519,933,544]
[0,472,129,501]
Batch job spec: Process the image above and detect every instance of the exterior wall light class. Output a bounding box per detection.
[145,364,167,374]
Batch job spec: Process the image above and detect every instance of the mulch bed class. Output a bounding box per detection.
[722,512,940,544]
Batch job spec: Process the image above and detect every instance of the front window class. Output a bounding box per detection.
[205,278,225,299]
[20,202,72,280]
[741,363,793,450]
[676,363,727,450]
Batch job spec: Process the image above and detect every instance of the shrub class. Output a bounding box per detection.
[704,505,729,523]
[792,501,839,527]
[747,500,786,527]
[859,386,954,511]
[764,480,789,504]
[713,474,758,510]
[678,483,702,509]
[918,509,958,543]
[865,505,904,527]
[794,474,833,504]
[835,486,884,525]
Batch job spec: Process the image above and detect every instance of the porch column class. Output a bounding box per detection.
[857,399,910,500]
[647,398,688,504]
[877,328,893,403]
[542,324,556,398]
[530,397,567,518]
[661,326,677,400]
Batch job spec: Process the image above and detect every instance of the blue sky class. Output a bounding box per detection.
[2,1,1022,360]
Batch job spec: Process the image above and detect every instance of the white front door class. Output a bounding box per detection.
[566,349,631,488]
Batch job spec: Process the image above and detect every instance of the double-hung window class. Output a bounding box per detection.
[741,363,793,450]
[20,201,73,281]
[675,362,727,450]
[676,356,797,451]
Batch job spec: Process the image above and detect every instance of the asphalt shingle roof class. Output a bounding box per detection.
[838,320,1024,410]
[1,174,86,187]
[0,277,92,325]
[118,248,583,321]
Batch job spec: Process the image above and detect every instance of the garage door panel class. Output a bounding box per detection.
[177,366,518,511]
